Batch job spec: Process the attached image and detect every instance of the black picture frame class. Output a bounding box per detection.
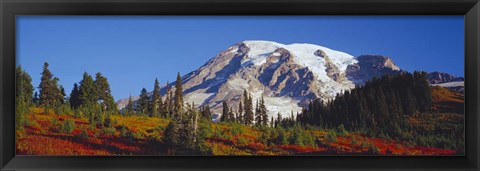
[1,0,479,170]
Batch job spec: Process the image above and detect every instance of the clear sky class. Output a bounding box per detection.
[17,16,464,100]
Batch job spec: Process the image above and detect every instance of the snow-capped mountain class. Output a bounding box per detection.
[427,71,464,84]
[116,40,459,120]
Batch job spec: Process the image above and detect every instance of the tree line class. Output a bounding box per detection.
[219,90,269,127]
[297,71,433,136]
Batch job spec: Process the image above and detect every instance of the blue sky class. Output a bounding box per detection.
[17,16,464,100]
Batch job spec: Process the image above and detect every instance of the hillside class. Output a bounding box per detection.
[17,107,459,156]
[431,86,464,114]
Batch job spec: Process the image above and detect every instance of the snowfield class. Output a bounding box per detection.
[432,81,464,88]
[242,40,357,82]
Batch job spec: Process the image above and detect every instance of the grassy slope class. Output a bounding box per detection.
[431,86,464,114]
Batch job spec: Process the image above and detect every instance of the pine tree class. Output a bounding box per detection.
[238,100,243,124]
[260,95,268,126]
[59,85,66,104]
[275,113,282,128]
[125,95,135,116]
[228,107,235,122]
[137,88,149,116]
[164,82,171,117]
[174,72,184,116]
[78,72,97,106]
[38,62,63,109]
[201,105,212,121]
[69,83,81,109]
[164,117,181,145]
[150,78,163,117]
[221,101,229,122]
[94,73,117,114]
[16,65,34,106]
[255,99,262,126]
[243,90,254,125]
[168,91,174,116]
[270,116,274,127]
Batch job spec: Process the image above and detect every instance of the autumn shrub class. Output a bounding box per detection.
[367,143,380,154]
[43,108,55,115]
[228,123,245,135]
[60,119,76,134]
[101,126,116,136]
[291,130,304,146]
[25,119,40,128]
[302,132,316,147]
[198,121,213,140]
[120,127,143,141]
[132,131,144,140]
[77,127,89,139]
[351,135,357,145]
[120,126,128,137]
[73,109,83,118]
[16,99,27,128]
[326,131,338,143]
[276,128,289,145]
[196,141,213,155]
[337,124,348,136]
[56,104,73,116]
[49,117,61,132]
[29,107,44,114]
[104,116,112,128]
[237,137,249,146]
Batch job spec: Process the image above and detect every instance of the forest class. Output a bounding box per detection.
[15,62,464,155]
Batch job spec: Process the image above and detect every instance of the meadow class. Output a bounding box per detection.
[16,104,460,156]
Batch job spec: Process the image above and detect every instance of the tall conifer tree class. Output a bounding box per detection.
[174,72,184,116]
[69,83,81,109]
[78,72,96,106]
[138,88,149,116]
[94,73,117,114]
[38,62,63,108]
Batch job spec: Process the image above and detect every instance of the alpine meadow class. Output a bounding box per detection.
[15,16,465,156]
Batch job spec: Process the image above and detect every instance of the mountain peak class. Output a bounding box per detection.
[119,41,463,121]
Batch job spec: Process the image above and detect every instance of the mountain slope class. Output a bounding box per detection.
[116,40,460,120]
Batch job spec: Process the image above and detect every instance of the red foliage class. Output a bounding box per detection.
[278,145,318,153]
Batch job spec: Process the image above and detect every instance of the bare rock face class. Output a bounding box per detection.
[346,55,401,85]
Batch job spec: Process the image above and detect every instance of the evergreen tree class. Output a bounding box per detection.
[164,82,171,116]
[221,101,229,122]
[228,107,235,123]
[260,95,268,126]
[168,91,174,116]
[126,95,135,116]
[238,100,243,124]
[59,85,66,104]
[255,99,262,126]
[69,83,81,109]
[270,116,274,127]
[243,90,254,125]
[94,73,117,114]
[78,72,97,106]
[201,105,212,121]
[164,118,181,145]
[16,65,34,106]
[150,78,163,117]
[38,62,63,109]
[275,113,282,128]
[174,72,184,116]
[137,88,149,116]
